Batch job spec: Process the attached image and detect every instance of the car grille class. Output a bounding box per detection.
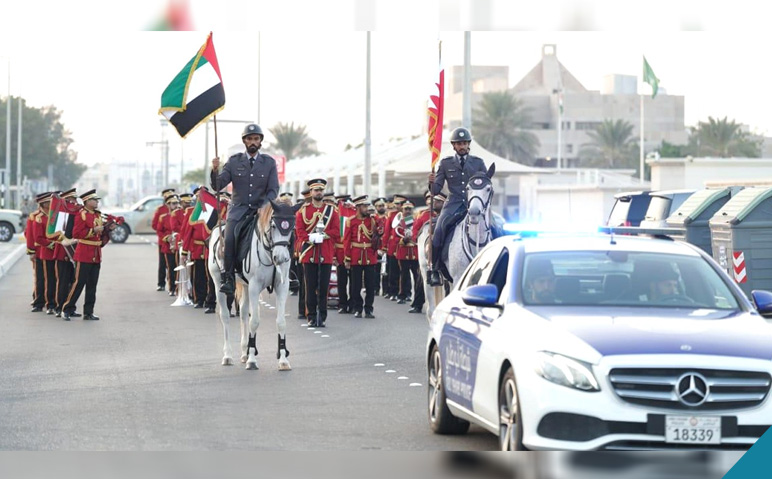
[609,368,771,411]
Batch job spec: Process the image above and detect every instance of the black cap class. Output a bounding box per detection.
[80,189,100,202]
[307,178,327,190]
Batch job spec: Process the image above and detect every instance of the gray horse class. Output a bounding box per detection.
[418,166,496,320]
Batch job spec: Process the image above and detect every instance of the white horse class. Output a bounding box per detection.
[208,199,302,370]
[418,165,496,320]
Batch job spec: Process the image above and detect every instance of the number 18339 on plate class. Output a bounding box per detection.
[665,416,721,444]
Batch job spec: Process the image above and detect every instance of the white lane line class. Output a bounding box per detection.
[300,324,308,327]
[385,370,396,374]
[397,376,408,380]
[409,383,422,387]
[321,335,330,338]
[314,331,322,334]
[374,363,385,367]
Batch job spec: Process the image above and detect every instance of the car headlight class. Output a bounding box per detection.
[535,352,600,392]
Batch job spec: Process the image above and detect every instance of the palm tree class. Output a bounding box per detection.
[472,91,540,163]
[579,119,638,168]
[268,122,320,161]
[689,116,761,158]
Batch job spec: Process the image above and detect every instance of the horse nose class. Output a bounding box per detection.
[469,205,481,216]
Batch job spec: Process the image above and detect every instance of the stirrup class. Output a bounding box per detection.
[427,269,442,286]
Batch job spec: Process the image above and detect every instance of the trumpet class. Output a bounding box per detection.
[171,236,194,307]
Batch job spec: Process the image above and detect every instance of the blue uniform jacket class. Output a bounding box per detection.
[211,152,280,223]
[431,154,487,208]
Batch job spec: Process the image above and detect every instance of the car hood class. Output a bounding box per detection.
[101,208,132,217]
[529,306,772,360]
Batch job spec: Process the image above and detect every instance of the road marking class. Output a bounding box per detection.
[397,376,408,380]
[301,324,308,327]
[321,335,329,338]
[385,370,396,374]
[314,331,322,334]
[409,383,422,387]
[374,363,385,367]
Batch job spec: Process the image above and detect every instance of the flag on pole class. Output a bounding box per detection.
[46,195,80,239]
[159,32,225,138]
[427,60,444,170]
[643,56,659,99]
[189,187,219,233]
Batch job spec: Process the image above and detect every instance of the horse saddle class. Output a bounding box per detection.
[234,211,257,274]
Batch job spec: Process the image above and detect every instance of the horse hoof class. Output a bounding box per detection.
[222,357,234,366]
[240,355,248,363]
[278,361,292,371]
[246,362,259,370]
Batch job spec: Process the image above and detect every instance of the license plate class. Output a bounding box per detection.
[665,415,721,444]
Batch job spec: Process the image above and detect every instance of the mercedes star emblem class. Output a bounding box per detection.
[675,372,709,407]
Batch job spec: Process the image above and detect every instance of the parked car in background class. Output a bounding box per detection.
[102,195,164,244]
[639,189,698,228]
[606,191,652,227]
[0,208,25,242]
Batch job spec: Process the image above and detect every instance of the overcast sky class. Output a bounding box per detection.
[2,2,772,174]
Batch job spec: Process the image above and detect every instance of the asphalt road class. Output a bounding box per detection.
[0,234,497,451]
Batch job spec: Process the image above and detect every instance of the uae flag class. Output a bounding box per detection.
[189,188,219,233]
[46,195,80,239]
[159,32,225,138]
[427,48,444,170]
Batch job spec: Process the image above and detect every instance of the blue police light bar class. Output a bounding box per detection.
[502,222,604,237]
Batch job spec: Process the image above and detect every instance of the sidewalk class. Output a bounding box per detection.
[0,234,27,281]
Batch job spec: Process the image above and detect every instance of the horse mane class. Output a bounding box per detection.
[257,202,274,234]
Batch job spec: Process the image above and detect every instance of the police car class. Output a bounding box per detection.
[426,231,772,450]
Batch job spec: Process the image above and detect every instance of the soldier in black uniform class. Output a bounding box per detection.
[427,127,489,286]
[210,123,280,295]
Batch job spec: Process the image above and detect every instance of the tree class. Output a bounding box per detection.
[579,119,638,169]
[0,97,85,190]
[182,168,207,185]
[472,91,540,163]
[688,116,761,158]
[268,121,320,161]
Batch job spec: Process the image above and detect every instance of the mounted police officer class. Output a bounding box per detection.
[427,127,488,286]
[210,123,280,295]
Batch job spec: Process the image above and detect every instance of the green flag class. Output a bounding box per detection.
[643,56,659,99]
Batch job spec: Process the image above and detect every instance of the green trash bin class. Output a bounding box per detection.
[709,187,772,298]
[666,187,739,254]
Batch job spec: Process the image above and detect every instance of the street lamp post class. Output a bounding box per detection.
[3,57,10,209]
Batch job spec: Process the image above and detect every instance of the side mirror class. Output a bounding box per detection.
[462,284,502,309]
[751,290,772,318]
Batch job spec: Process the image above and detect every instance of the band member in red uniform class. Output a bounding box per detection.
[334,194,355,315]
[294,189,311,319]
[27,192,49,312]
[372,197,388,296]
[295,178,340,328]
[152,188,175,291]
[53,188,81,317]
[382,194,406,301]
[395,200,424,312]
[32,191,60,314]
[158,194,180,296]
[62,190,116,321]
[181,189,208,309]
[343,195,379,318]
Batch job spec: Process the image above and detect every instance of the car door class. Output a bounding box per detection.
[137,198,163,233]
[440,245,507,418]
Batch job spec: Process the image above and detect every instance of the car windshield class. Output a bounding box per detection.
[521,251,741,310]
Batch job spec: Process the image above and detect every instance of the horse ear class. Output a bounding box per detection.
[487,163,496,179]
[268,199,279,211]
[292,202,303,214]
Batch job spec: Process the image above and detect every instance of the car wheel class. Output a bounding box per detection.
[0,221,14,242]
[499,367,526,450]
[428,344,470,435]
[109,224,129,244]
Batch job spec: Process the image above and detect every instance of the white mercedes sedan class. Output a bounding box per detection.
[427,233,772,450]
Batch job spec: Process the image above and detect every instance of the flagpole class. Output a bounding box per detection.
[213,115,221,228]
[639,93,644,183]
[428,39,441,271]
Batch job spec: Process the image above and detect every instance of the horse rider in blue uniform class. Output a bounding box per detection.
[210,123,280,295]
[426,127,488,287]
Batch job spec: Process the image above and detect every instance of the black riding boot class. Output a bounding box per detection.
[220,272,235,295]
[427,246,443,286]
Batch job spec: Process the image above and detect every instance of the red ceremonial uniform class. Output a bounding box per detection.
[335,205,355,265]
[295,202,340,264]
[33,211,57,261]
[412,208,435,237]
[394,216,418,261]
[152,204,169,235]
[384,210,402,256]
[182,219,208,260]
[25,211,39,256]
[157,210,175,254]
[72,208,109,263]
[344,215,379,266]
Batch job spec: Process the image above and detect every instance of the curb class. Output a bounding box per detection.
[0,241,27,282]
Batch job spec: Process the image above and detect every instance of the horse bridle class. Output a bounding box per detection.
[259,214,295,266]
[465,175,493,213]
